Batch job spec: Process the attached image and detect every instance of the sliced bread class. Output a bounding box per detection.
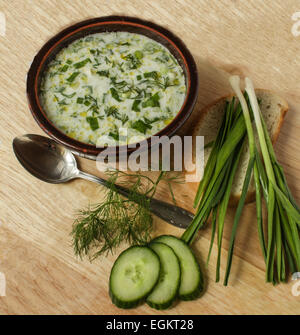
[192,89,288,205]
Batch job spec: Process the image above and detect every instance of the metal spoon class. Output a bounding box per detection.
[12,134,194,228]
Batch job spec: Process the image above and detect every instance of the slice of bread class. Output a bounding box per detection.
[192,89,288,206]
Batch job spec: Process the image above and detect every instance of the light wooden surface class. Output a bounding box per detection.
[0,0,299,315]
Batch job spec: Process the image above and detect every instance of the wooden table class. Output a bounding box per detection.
[0,0,299,315]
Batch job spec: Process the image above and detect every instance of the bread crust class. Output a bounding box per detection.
[191,89,289,206]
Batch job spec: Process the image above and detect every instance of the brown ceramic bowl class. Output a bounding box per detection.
[27,16,198,159]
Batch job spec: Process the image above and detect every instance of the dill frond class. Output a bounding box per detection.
[71,170,181,261]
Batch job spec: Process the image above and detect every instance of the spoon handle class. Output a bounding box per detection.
[78,171,194,229]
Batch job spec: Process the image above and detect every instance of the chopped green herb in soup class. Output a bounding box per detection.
[40,32,186,146]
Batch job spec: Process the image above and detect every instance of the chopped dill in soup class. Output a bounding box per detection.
[40,32,186,146]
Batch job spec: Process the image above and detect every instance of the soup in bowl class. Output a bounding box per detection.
[27,16,198,159]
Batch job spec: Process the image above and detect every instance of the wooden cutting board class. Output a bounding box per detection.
[0,0,299,314]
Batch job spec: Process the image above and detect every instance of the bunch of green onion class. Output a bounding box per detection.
[181,76,300,285]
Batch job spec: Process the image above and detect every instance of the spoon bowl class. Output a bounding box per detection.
[13,134,79,183]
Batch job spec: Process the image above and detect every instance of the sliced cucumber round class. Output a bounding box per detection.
[146,242,181,310]
[109,246,160,309]
[153,235,203,300]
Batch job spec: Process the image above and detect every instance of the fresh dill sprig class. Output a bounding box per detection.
[71,170,182,261]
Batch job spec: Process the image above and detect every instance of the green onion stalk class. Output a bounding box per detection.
[181,92,248,284]
[181,75,300,285]
[244,77,300,283]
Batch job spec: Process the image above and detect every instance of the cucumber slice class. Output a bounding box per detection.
[153,235,203,300]
[109,246,160,309]
[146,242,181,310]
